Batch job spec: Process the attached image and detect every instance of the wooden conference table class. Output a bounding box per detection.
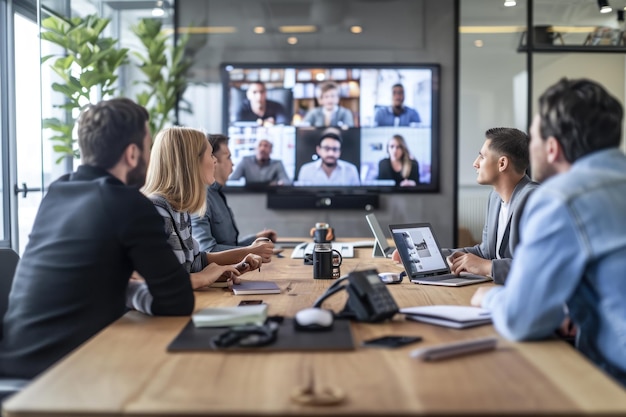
[4,242,626,417]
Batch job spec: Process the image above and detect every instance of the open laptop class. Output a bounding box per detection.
[365,213,396,258]
[389,223,491,287]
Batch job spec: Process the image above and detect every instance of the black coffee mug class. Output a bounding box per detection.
[313,243,342,279]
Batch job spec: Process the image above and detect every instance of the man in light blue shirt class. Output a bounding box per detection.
[374,84,421,127]
[296,129,360,186]
[471,78,626,386]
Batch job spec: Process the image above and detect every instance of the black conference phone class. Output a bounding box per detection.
[313,269,399,322]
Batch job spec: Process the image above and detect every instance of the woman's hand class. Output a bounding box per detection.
[190,263,240,290]
[236,254,263,274]
[399,179,417,187]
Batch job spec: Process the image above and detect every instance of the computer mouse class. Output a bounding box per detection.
[294,308,334,331]
[378,272,403,284]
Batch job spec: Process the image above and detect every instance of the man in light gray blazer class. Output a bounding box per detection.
[444,128,539,284]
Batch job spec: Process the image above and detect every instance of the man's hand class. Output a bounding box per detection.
[557,317,578,338]
[449,252,491,277]
[391,249,401,264]
[129,271,145,282]
[256,229,277,242]
[250,238,274,262]
[470,286,491,307]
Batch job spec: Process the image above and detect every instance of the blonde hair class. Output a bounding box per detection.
[388,134,413,179]
[143,127,209,215]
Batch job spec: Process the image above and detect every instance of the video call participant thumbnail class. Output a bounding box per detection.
[375,83,421,127]
[296,127,360,186]
[235,81,289,126]
[229,139,290,185]
[303,81,354,128]
[377,134,420,186]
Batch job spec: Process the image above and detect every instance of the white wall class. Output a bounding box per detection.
[533,54,626,153]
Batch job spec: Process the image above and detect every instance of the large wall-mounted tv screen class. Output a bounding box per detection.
[221,63,440,193]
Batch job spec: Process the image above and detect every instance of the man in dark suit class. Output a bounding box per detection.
[0,98,195,379]
[444,127,538,284]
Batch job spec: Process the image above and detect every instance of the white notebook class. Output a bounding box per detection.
[231,280,281,295]
[401,305,492,329]
[192,304,268,327]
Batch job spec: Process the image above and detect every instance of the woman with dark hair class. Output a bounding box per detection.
[377,134,420,186]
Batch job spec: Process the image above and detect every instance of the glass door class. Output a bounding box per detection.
[13,10,46,254]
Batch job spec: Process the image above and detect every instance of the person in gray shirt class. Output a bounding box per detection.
[192,134,278,254]
[229,139,290,185]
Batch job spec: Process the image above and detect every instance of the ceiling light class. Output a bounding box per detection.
[474,40,484,47]
[287,37,298,45]
[151,0,165,17]
[350,26,363,34]
[253,26,266,34]
[177,26,237,34]
[598,0,612,13]
[279,25,317,34]
[503,0,516,6]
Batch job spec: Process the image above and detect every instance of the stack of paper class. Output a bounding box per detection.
[400,305,491,329]
[192,304,268,328]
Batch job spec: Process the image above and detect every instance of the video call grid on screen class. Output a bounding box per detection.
[221,64,440,192]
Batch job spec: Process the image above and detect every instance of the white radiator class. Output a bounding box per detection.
[458,187,490,244]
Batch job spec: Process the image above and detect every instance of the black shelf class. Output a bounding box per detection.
[518,45,626,53]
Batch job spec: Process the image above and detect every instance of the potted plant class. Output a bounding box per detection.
[41,14,128,164]
[131,18,193,137]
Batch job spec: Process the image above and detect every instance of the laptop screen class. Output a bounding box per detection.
[389,223,450,277]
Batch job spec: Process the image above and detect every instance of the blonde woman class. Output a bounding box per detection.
[377,134,420,186]
[143,127,262,289]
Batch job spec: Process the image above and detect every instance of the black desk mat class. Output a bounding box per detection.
[167,318,354,352]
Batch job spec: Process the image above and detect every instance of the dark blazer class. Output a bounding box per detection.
[0,166,194,379]
[443,175,539,284]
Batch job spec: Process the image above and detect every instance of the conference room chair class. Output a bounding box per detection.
[0,248,30,404]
